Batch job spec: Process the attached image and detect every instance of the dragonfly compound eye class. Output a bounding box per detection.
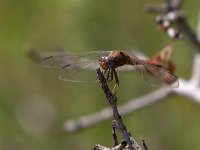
[99,56,109,70]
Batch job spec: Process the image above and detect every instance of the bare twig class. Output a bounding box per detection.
[93,141,127,150]
[145,0,183,14]
[176,17,200,51]
[190,54,200,85]
[96,68,141,150]
[142,140,148,150]
[118,141,128,150]
[144,4,167,14]
[112,120,119,146]
[94,145,110,150]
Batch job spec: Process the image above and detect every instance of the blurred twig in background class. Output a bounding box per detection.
[26,45,43,63]
[146,0,200,49]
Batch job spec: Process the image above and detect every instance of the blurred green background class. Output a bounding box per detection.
[0,0,200,149]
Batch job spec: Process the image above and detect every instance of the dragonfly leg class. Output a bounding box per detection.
[112,69,119,95]
[112,120,119,146]
[107,69,113,82]
[110,70,114,81]
[106,69,110,81]
[113,69,119,86]
[103,69,108,75]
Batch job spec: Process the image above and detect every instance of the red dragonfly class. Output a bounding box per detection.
[41,50,179,87]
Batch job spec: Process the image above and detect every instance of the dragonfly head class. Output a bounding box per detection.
[99,56,115,70]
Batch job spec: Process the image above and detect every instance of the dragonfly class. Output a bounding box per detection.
[41,50,179,88]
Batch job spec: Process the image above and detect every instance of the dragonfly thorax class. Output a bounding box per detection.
[99,56,115,70]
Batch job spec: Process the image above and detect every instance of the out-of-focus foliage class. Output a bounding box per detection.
[0,0,200,150]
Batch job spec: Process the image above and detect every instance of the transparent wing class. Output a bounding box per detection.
[41,52,76,68]
[41,51,111,82]
[116,65,138,71]
[137,60,179,87]
[59,63,98,83]
[148,44,175,73]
